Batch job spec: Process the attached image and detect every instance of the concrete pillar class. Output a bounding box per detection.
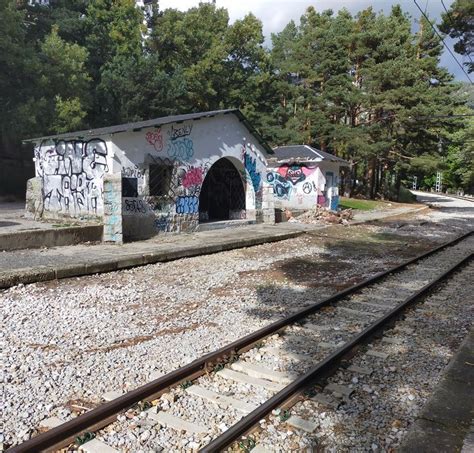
[103,174,123,244]
[261,183,275,224]
[25,177,43,219]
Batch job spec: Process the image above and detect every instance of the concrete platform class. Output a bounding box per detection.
[0,202,102,251]
[399,329,474,453]
[0,224,305,289]
[0,204,426,289]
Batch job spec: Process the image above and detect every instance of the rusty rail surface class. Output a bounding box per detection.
[201,251,473,452]
[8,230,472,452]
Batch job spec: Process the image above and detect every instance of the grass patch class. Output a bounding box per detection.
[339,197,384,211]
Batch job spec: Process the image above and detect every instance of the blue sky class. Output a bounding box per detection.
[160,1,469,82]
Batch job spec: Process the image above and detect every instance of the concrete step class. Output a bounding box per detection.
[231,362,297,385]
[197,219,256,232]
[186,385,257,414]
[217,368,285,392]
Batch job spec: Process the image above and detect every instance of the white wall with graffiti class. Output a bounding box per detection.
[112,113,271,239]
[29,111,273,240]
[267,161,342,211]
[33,138,112,219]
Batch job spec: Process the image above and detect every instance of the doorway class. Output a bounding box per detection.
[199,158,245,222]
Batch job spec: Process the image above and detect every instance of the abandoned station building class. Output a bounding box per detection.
[25,109,275,243]
[267,145,349,212]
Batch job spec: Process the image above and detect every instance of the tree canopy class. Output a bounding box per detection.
[1,0,472,195]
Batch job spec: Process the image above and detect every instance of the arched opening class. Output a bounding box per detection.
[199,158,246,222]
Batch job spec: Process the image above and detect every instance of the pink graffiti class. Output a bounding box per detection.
[145,130,163,152]
[277,164,316,185]
[182,167,203,188]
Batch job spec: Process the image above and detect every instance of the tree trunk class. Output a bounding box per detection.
[375,161,382,196]
[350,161,357,197]
[362,160,368,197]
[395,170,401,202]
[368,157,377,199]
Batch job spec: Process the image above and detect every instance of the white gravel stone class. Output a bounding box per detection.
[1,198,472,450]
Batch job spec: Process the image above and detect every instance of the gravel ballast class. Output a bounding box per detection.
[1,195,472,449]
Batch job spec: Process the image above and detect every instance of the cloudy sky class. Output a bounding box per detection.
[158,0,469,82]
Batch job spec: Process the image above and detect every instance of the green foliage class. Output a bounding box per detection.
[38,26,91,133]
[268,5,466,199]
[54,96,87,133]
[439,0,474,74]
[0,0,472,198]
[84,0,145,126]
[0,0,39,138]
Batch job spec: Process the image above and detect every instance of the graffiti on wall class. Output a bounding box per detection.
[267,163,317,199]
[154,213,173,232]
[145,124,194,160]
[166,123,194,160]
[122,165,144,179]
[176,195,199,214]
[167,138,194,160]
[266,171,292,199]
[145,130,164,152]
[277,164,315,185]
[181,166,203,190]
[302,182,313,194]
[170,124,193,141]
[124,198,148,214]
[35,138,108,215]
[122,155,208,231]
[244,152,261,193]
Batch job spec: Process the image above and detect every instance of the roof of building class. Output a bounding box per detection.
[23,109,274,155]
[271,144,349,165]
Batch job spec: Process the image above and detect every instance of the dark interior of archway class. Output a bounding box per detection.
[199,158,245,221]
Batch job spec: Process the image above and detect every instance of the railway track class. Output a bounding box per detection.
[8,231,473,452]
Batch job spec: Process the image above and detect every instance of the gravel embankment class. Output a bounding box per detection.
[1,198,472,449]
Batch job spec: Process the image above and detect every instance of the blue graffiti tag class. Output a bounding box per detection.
[167,138,194,161]
[176,195,199,214]
[154,214,172,232]
[244,153,261,193]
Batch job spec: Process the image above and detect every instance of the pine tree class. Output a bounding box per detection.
[84,0,145,125]
[439,0,474,73]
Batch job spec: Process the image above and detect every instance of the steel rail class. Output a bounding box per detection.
[8,230,472,453]
[201,251,473,452]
